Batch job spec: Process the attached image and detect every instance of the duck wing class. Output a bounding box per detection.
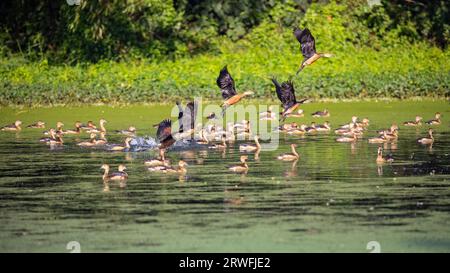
[272,78,297,110]
[293,27,316,60]
[216,65,237,100]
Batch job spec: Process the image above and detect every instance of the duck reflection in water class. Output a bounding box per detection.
[284,159,299,178]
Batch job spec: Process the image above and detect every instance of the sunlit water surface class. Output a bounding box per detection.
[0,100,449,252]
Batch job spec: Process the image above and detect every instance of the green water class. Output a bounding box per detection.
[0,100,449,253]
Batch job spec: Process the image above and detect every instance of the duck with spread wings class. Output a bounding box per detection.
[154,119,176,160]
[272,78,308,122]
[293,27,332,75]
[216,66,254,116]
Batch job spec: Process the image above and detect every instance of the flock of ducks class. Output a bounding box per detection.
[0,28,444,182]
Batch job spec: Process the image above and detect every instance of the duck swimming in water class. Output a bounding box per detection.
[1,120,22,131]
[285,109,304,118]
[148,160,188,174]
[305,122,318,133]
[376,147,393,164]
[336,133,357,143]
[116,126,136,137]
[404,116,422,127]
[27,121,45,129]
[417,129,434,145]
[293,27,333,75]
[95,132,108,145]
[272,78,308,122]
[277,144,300,161]
[101,164,128,181]
[368,132,387,144]
[286,124,307,135]
[228,155,249,173]
[77,133,97,147]
[86,119,107,134]
[425,112,441,125]
[259,106,277,121]
[312,109,330,118]
[378,124,398,135]
[315,121,331,132]
[216,66,254,116]
[144,149,170,167]
[239,135,261,152]
[64,122,82,134]
[47,133,64,145]
[40,129,57,143]
[209,134,227,150]
[109,137,132,151]
[80,121,97,131]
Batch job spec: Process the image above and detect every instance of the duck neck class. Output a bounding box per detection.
[100,123,106,133]
[103,168,109,180]
[255,137,261,149]
[291,145,299,158]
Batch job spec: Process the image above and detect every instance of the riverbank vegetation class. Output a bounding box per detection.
[0,0,448,105]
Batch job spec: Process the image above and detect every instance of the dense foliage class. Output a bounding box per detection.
[0,0,448,105]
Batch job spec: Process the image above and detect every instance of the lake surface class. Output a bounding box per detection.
[0,100,449,252]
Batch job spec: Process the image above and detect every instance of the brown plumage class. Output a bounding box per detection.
[272,78,308,122]
[216,66,253,116]
[156,119,176,150]
[293,27,332,74]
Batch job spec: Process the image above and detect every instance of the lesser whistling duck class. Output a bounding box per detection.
[357,118,370,128]
[95,132,108,145]
[259,106,277,121]
[417,129,434,145]
[144,149,171,167]
[148,160,188,174]
[338,116,358,130]
[1,120,22,131]
[109,137,132,151]
[77,133,97,147]
[378,124,398,135]
[101,164,128,181]
[404,116,422,126]
[315,121,331,132]
[27,121,45,129]
[376,147,394,164]
[64,122,82,134]
[293,27,332,75]
[154,119,176,158]
[336,133,357,143]
[272,78,308,122]
[40,129,57,143]
[86,119,107,134]
[55,122,64,134]
[228,155,249,173]
[425,112,441,125]
[47,133,64,145]
[209,134,227,149]
[239,135,261,152]
[80,121,97,131]
[383,129,398,141]
[116,126,136,137]
[285,109,304,118]
[287,124,307,135]
[216,66,253,116]
[305,122,317,133]
[368,132,388,144]
[277,144,300,161]
[312,109,330,117]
